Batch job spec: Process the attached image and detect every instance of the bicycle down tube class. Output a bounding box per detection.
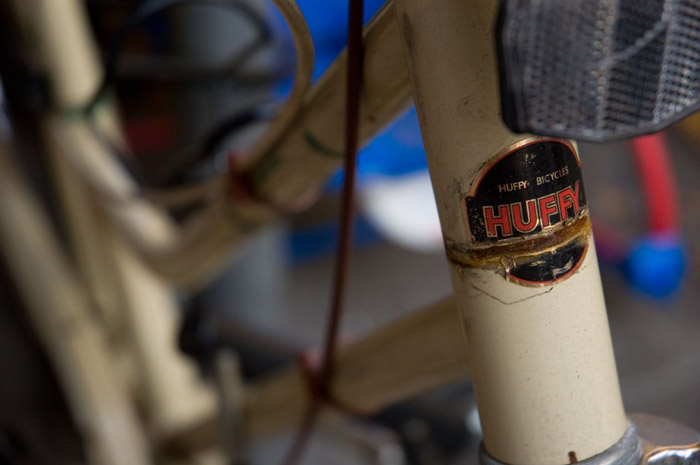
[395,1,631,465]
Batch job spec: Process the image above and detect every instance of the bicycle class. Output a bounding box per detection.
[0,1,699,465]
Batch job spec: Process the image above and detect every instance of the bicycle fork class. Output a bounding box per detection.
[394,1,631,464]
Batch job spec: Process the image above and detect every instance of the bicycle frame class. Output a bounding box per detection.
[394,1,627,464]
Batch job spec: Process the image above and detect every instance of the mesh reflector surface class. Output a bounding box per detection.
[498,0,700,141]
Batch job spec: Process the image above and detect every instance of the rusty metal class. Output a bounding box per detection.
[480,421,641,465]
[445,211,591,268]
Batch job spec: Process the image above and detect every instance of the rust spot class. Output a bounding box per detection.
[568,451,578,464]
[456,95,473,116]
[445,210,591,269]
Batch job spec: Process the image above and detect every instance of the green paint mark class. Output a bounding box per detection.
[304,131,344,159]
[63,95,110,123]
[63,106,87,122]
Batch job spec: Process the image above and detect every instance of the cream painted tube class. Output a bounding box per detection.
[394,1,628,464]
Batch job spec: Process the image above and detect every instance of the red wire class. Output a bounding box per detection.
[279,1,364,464]
[629,132,680,234]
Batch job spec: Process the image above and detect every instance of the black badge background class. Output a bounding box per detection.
[466,139,586,244]
[508,240,588,284]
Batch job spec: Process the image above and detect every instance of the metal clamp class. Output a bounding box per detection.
[480,415,700,465]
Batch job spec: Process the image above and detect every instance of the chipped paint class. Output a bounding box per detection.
[446,209,591,286]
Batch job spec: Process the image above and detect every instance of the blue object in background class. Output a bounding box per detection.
[328,107,427,188]
[622,233,686,299]
[277,0,427,183]
[361,107,426,176]
[273,0,388,78]
[272,0,431,261]
[272,0,427,185]
[289,215,383,263]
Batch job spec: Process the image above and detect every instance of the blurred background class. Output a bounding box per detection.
[1,1,699,465]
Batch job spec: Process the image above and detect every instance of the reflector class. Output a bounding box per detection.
[498,0,700,142]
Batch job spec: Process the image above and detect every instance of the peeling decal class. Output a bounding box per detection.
[464,138,588,285]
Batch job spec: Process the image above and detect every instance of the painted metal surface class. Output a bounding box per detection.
[394,0,628,463]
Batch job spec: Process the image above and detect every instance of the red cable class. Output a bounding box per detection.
[629,132,680,234]
[280,1,364,464]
